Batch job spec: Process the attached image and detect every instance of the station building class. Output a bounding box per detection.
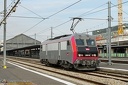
[0,34,41,58]
[92,23,128,57]
[0,40,3,52]
[6,34,41,50]
[0,45,2,52]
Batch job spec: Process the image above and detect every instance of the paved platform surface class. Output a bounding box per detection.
[0,59,75,85]
[0,56,128,85]
[100,57,128,64]
[100,57,128,60]
[98,57,128,74]
[99,57,128,69]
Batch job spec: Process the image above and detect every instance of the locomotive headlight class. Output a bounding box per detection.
[94,54,96,56]
[92,54,96,56]
[78,54,83,57]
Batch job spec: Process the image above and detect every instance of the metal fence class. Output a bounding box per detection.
[99,53,128,57]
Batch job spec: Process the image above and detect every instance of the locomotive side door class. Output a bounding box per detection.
[58,42,61,60]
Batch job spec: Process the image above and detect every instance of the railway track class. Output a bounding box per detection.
[84,71,128,82]
[7,57,128,85]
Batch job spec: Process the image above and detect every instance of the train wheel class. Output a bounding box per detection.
[40,59,44,64]
[45,60,50,66]
[67,63,73,70]
[62,61,73,69]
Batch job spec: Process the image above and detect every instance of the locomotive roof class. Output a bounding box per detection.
[42,33,94,44]
[48,33,93,40]
[48,34,71,40]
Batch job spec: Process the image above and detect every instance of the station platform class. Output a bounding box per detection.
[98,57,128,74]
[0,56,128,85]
[0,59,75,85]
[100,57,128,64]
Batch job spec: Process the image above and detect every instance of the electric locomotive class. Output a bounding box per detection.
[39,33,100,70]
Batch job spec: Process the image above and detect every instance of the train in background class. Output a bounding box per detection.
[39,33,100,70]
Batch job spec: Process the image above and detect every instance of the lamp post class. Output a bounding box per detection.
[108,1,112,65]
[2,0,20,69]
[3,0,7,69]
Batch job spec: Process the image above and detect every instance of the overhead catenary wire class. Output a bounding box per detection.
[74,1,128,33]
[19,5,45,19]
[82,18,107,20]
[3,1,115,36]
[37,3,109,35]
[21,0,82,34]
[87,1,128,35]
[0,2,46,23]
[0,0,15,15]
[53,19,72,29]
[47,0,128,34]
[46,0,81,18]
[80,0,128,17]
[83,21,108,33]
[0,15,45,19]
[37,19,72,34]
[111,2,128,17]
[36,4,108,34]
[0,0,21,26]
[38,15,107,34]
[3,1,128,40]
[79,3,107,17]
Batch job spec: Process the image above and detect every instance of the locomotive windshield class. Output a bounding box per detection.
[76,39,84,45]
[76,39,96,46]
[86,39,95,46]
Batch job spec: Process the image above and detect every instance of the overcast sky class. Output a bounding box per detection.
[0,0,128,42]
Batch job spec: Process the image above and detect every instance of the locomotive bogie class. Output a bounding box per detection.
[73,59,99,70]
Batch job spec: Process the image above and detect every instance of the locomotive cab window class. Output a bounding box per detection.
[67,40,70,46]
[86,39,95,46]
[76,39,84,45]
